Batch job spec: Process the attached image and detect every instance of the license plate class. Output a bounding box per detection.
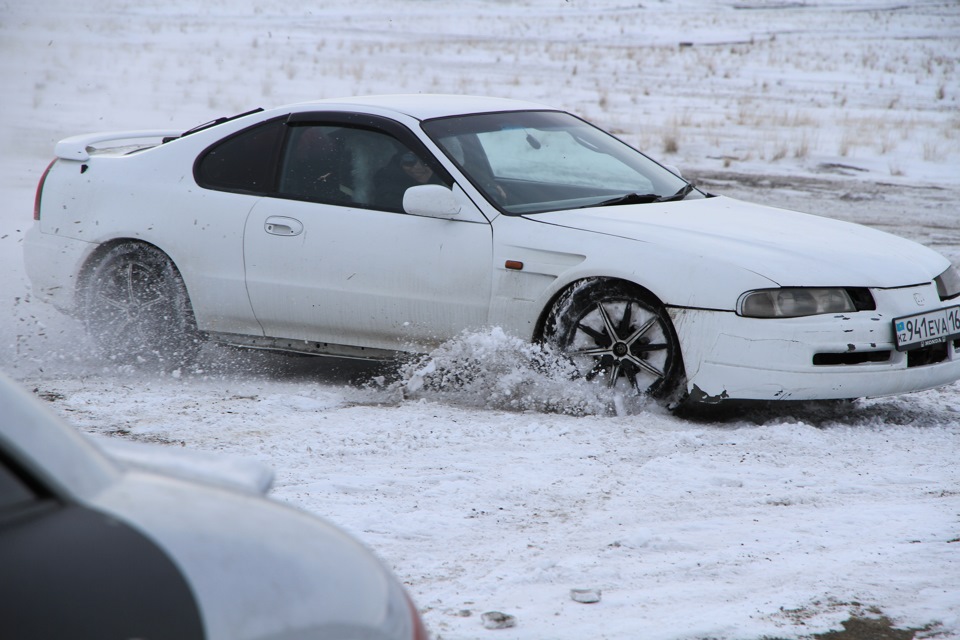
[893,305,960,352]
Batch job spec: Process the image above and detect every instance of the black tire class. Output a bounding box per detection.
[82,243,201,367]
[543,279,684,399]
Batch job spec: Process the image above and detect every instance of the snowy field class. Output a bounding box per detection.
[2,1,959,638]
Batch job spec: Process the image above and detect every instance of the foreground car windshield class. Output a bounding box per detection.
[422,110,698,214]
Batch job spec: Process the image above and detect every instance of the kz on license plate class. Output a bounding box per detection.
[893,305,960,352]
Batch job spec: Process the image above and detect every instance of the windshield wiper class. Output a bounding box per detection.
[655,182,696,202]
[591,192,662,208]
[584,182,697,209]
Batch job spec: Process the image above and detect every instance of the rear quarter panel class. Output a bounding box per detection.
[37,135,262,336]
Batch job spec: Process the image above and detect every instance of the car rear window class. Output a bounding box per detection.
[195,118,285,194]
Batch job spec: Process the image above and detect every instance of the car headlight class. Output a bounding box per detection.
[738,288,857,318]
[935,265,960,300]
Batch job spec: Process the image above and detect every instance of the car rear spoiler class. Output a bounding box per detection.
[54,130,182,162]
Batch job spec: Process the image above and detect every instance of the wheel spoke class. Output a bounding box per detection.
[623,316,658,347]
[97,292,131,311]
[138,292,168,311]
[576,321,607,344]
[606,360,623,387]
[596,303,620,342]
[624,353,664,379]
[618,301,633,335]
[622,366,643,392]
[123,263,137,304]
[637,342,669,352]
[569,345,614,358]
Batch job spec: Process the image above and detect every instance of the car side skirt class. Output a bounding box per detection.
[208,331,402,361]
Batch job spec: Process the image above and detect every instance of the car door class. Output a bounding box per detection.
[243,116,494,353]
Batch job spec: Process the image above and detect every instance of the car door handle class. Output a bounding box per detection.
[264,216,304,236]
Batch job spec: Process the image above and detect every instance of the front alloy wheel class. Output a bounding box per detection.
[545,280,683,398]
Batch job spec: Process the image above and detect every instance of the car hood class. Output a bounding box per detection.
[524,195,948,288]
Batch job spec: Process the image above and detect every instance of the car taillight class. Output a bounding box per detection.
[34,158,57,220]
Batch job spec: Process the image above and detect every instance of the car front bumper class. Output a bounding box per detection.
[670,283,960,402]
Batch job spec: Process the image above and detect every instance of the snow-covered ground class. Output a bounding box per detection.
[1,1,959,638]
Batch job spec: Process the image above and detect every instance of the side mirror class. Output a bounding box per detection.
[664,164,683,178]
[403,184,461,219]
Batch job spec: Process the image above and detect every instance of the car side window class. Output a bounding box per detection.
[279,125,352,205]
[195,118,286,194]
[278,123,449,213]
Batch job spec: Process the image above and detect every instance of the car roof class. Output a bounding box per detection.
[287,94,557,121]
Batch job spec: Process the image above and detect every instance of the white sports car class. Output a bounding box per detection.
[0,372,427,639]
[25,95,960,404]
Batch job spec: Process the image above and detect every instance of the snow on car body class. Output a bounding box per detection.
[0,372,426,639]
[24,95,960,403]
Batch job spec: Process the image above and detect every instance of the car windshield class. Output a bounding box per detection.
[421,110,699,214]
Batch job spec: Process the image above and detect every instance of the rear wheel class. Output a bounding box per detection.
[82,243,201,367]
[543,279,684,399]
